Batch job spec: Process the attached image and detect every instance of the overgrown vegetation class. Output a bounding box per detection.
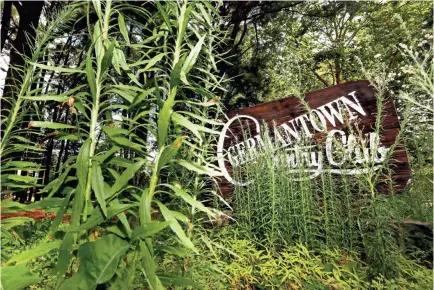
[1,1,432,289]
[2,1,227,289]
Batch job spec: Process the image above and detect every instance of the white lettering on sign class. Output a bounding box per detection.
[216,91,389,185]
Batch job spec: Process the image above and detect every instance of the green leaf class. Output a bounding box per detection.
[170,55,184,89]
[77,139,91,203]
[157,99,174,149]
[76,204,133,232]
[74,98,90,119]
[171,112,202,142]
[42,166,72,197]
[101,41,115,76]
[157,56,185,148]
[92,146,120,163]
[24,85,88,102]
[91,163,107,216]
[106,223,128,239]
[103,0,112,31]
[154,245,188,257]
[174,2,191,63]
[60,234,129,290]
[139,241,164,290]
[131,221,171,241]
[93,20,103,62]
[24,95,69,102]
[130,87,155,109]
[112,47,122,74]
[159,274,200,288]
[162,183,215,217]
[155,1,172,34]
[143,53,166,71]
[50,190,73,234]
[130,33,165,49]
[172,112,219,138]
[2,161,36,171]
[32,63,83,74]
[54,232,75,275]
[1,217,34,229]
[92,0,102,19]
[197,3,213,27]
[5,174,38,183]
[180,111,223,125]
[176,159,221,177]
[103,126,145,152]
[180,35,205,84]
[155,201,197,253]
[118,13,130,44]
[111,199,132,238]
[156,136,185,171]
[107,157,134,168]
[170,210,189,224]
[27,197,66,210]
[1,265,41,290]
[1,200,30,213]
[7,240,62,265]
[86,45,97,99]
[139,188,151,226]
[29,121,75,129]
[56,132,81,141]
[107,159,145,199]
[108,88,135,103]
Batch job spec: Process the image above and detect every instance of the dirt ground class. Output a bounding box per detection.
[1,209,70,222]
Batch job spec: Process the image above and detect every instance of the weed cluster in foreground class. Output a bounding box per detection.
[229,126,432,283]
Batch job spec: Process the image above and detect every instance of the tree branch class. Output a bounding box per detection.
[247,2,304,21]
[312,69,330,87]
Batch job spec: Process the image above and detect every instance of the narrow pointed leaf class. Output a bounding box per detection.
[171,112,202,142]
[86,46,97,99]
[1,265,41,290]
[91,163,107,216]
[101,41,115,76]
[107,159,146,198]
[155,201,197,253]
[7,240,62,265]
[176,160,221,177]
[118,13,130,44]
[157,136,185,171]
[29,121,75,129]
[181,35,205,83]
[162,183,215,217]
[140,241,164,290]
[32,63,83,74]
[131,221,171,241]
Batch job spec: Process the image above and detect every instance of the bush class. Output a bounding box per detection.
[160,227,433,289]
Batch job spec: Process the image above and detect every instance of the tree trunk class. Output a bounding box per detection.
[1,1,44,116]
[42,106,61,186]
[0,0,13,52]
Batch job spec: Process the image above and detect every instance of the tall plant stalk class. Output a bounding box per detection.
[3,1,228,289]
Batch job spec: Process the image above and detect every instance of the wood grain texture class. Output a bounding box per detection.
[217,80,410,197]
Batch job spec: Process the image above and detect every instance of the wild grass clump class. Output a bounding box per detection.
[233,132,366,250]
[231,119,432,279]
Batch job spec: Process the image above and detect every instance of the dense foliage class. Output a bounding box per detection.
[1,1,432,290]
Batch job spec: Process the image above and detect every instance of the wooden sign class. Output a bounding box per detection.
[216,80,410,196]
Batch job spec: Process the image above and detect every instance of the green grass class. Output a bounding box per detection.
[231,128,432,279]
